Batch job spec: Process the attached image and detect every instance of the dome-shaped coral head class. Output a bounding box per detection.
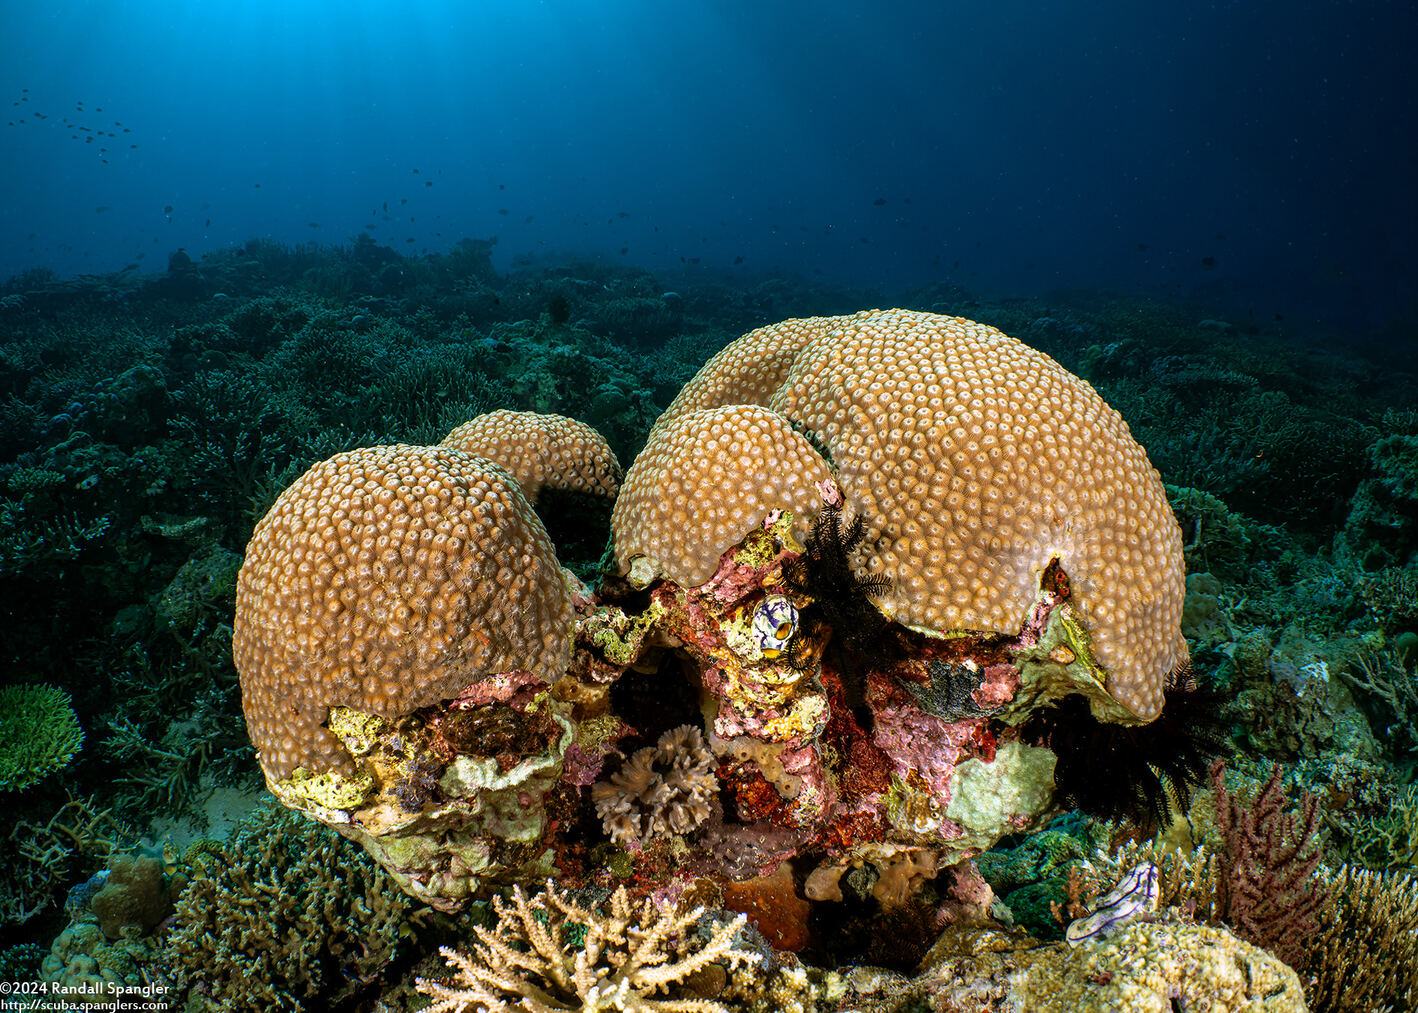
[233,444,574,782]
[440,410,623,503]
[615,309,1187,725]
[612,403,835,588]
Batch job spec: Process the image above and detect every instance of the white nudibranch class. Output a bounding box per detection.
[752,593,799,659]
[1065,860,1159,946]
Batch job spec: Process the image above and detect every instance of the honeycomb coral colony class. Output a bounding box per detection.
[232,309,1225,1004]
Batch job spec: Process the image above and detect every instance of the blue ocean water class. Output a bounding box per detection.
[2,0,1414,333]
[4,3,1418,1007]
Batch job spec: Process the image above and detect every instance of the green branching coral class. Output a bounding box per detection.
[1105,352,1371,530]
[0,943,45,984]
[1166,485,1286,585]
[102,696,237,817]
[365,345,514,444]
[0,498,113,576]
[164,805,418,1012]
[1341,782,1418,870]
[1341,433,1418,569]
[102,547,254,820]
[1361,566,1418,630]
[167,368,327,533]
[0,683,83,791]
[1341,647,1418,756]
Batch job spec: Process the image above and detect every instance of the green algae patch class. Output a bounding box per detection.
[586,601,664,666]
[276,766,375,812]
[328,707,384,756]
[943,740,1057,853]
[1004,604,1139,726]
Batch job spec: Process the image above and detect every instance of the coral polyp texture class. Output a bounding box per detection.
[233,443,573,780]
[441,408,624,502]
[612,403,833,586]
[232,313,1193,962]
[624,308,1185,720]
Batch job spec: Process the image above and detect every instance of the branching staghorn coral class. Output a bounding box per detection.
[1341,781,1418,870]
[1342,646,1418,752]
[0,683,84,791]
[164,805,414,1012]
[417,881,760,1012]
[1300,865,1418,1012]
[1360,566,1418,628]
[1,795,123,926]
[0,500,112,575]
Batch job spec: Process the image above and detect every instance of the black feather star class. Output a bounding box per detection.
[779,504,897,726]
[781,504,892,664]
[1022,679,1231,832]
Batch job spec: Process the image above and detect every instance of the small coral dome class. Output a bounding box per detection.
[234,444,573,781]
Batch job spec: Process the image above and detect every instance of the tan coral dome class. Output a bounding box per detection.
[621,309,1186,721]
[644,313,867,443]
[234,444,573,781]
[612,404,834,587]
[441,409,623,502]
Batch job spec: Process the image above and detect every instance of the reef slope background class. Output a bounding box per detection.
[0,239,1415,1011]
